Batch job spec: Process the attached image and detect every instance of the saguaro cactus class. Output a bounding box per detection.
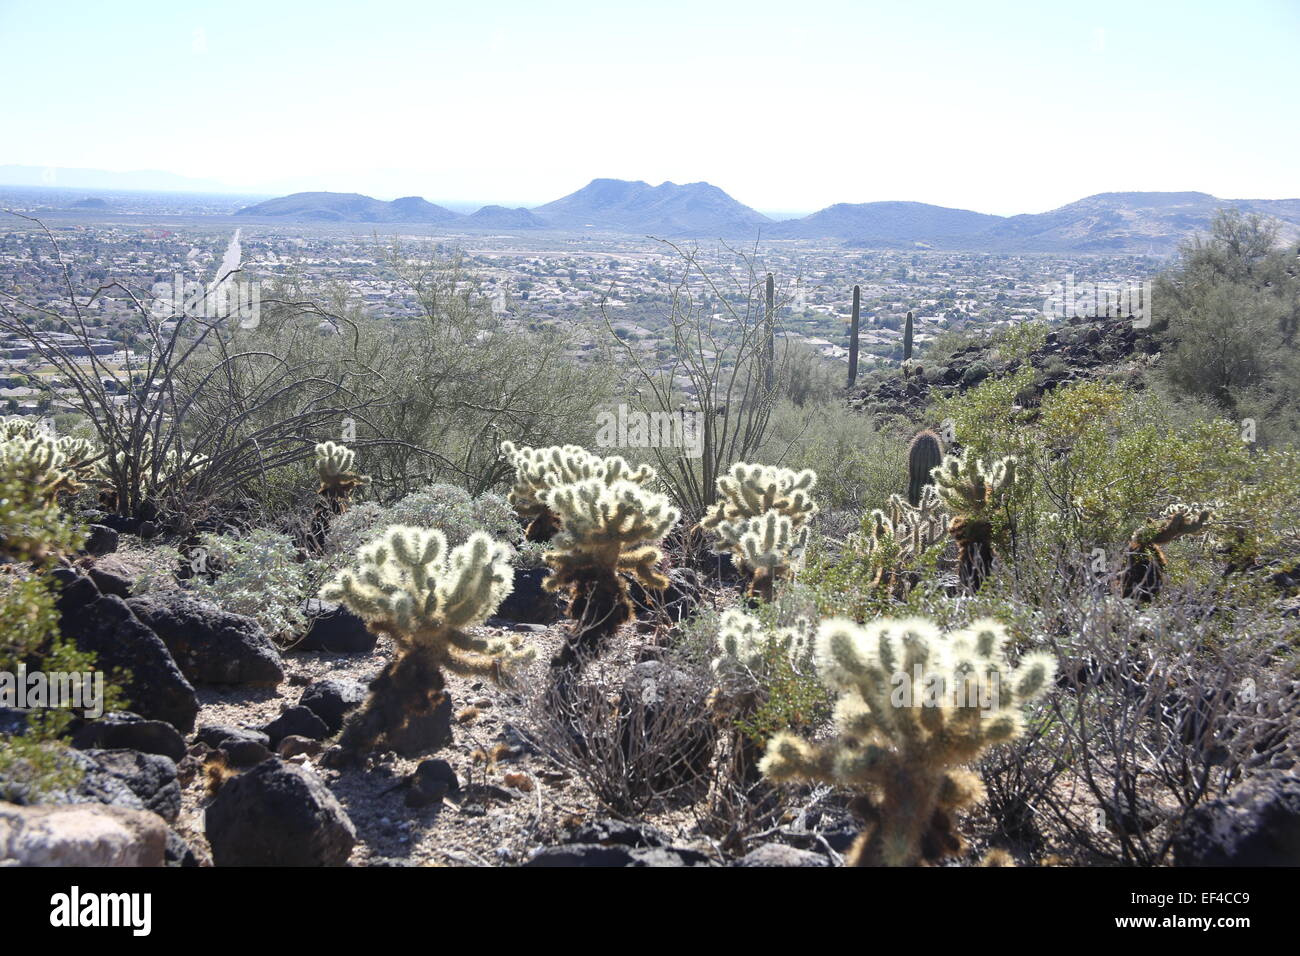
[903,310,915,362]
[319,525,530,762]
[699,463,818,602]
[1120,503,1214,601]
[907,428,945,507]
[542,475,679,669]
[760,616,1055,866]
[931,452,1016,591]
[847,285,861,388]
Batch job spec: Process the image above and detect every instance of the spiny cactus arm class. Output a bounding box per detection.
[436,533,513,631]
[758,732,839,784]
[616,545,669,589]
[1136,503,1215,547]
[443,629,535,677]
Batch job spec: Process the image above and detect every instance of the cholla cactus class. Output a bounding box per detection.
[712,608,810,688]
[0,432,81,504]
[860,486,949,597]
[320,525,531,761]
[315,441,369,501]
[1120,503,1214,601]
[310,441,369,552]
[700,463,818,601]
[931,452,1016,590]
[760,616,1055,866]
[541,476,679,669]
[500,440,654,542]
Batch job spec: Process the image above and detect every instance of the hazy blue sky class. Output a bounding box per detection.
[1,0,1296,215]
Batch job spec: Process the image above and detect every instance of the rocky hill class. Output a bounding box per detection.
[848,314,1160,419]
[235,192,462,223]
[531,178,772,236]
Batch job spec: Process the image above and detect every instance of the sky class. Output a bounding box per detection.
[1,0,1296,216]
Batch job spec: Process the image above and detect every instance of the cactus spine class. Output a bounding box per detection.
[903,310,914,362]
[846,285,861,388]
[931,452,1016,591]
[320,525,530,762]
[906,428,945,507]
[760,616,1055,866]
[1120,503,1214,601]
[699,463,819,602]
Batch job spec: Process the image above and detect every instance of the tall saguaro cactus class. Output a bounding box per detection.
[847,285,861,388]
[760,616,1055,866]
[764,272,776,391]
[903,310,915,362]
[907,429,945,507]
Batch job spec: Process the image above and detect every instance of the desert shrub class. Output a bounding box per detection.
[521,654,716,815]
[0,458,120,800]
[164,528,310,641]
[1155,209,1300,433]
[324,483,542,572]
[992,319,1050,362]
[933,370,1298,580]
[757,400,906,512]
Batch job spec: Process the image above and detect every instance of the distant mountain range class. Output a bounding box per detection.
[7,165,1296,251]
[229,181,1300,252]
[235,192,461,223]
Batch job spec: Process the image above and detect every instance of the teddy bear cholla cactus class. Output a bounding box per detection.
[861,485,949,597]
[500,441,654,542]
[700,463,818,601]
[0,431,82,505]
[320,524,531,761]
[542,475,678,669]
[709,609,814,794]
[760,616,1054,867]
[930,452,1015,591]
[310,441,369,551]
[712,608,810,688]
[315,441,369,503]
[1120,502,1214,601]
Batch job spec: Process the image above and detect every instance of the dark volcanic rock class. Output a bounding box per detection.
[295,599,376,653]
[84,524,119,556]
[263,706,330,748]
[405,758,460,808]
[495,568,562,624]
[127,593,283,687]
[204,758,356,866]
[298,678,367,734]
[54,576,198,733]
[72,712,187,763]
[1174,771,1300,866]
[82,749,181,824]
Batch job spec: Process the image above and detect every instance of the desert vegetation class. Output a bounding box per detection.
[0,208,1297,869]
